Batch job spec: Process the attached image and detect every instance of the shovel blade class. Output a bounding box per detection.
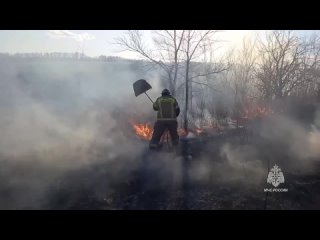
[133,79,152,97]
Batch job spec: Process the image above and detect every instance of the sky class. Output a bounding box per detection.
[0,30,318,59]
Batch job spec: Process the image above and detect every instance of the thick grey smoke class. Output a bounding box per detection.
[0,58,163,209]
[1,57,319,209]
[195,108,320,190]
[258,110,320,173]
[183,86,320,192]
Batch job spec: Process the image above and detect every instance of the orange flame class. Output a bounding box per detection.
[130,120,219,141]
[131,122,153,140]
[242,105,273,119]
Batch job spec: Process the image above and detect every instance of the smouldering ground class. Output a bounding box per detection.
[35,129,320,210]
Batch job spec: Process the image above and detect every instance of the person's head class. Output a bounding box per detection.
[161,88,170,96]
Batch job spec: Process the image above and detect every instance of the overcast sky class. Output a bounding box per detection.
[0,30,318,59]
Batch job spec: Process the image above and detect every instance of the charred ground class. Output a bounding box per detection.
[34,104,320,210]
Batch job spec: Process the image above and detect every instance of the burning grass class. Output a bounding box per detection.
[129,120,218,141]
[242,105,274,119]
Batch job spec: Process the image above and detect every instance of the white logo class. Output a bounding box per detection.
[264,164,288,192]
[267,164,284,187]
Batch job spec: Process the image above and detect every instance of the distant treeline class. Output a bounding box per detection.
[0,52,144,63]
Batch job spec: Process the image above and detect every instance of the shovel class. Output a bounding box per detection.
[133,79,154,103]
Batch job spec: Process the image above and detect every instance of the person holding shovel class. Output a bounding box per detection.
[149,89,180,150]
[132,80,180,150]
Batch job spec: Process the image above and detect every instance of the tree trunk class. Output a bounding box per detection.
[184,60,190,131]
[190,78,193,114]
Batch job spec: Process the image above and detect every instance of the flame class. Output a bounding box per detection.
[131,122,153,140]
[242,105,273,119]
[195,128,204,134]
[236,104,274,127]
[130,119,219,141]
[178,128,188,136]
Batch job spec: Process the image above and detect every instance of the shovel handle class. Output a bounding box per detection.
[144,92,154,104]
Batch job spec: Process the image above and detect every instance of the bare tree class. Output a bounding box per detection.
[116,30,229,131]
[179,30,229,130]
[115,30,185,96]
[189,86,207,129]
[228,37,258,121]
[256,31,310,101]
[291,33,320,100]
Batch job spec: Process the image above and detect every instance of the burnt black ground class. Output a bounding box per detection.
[37,128,320,210]
[1,113,320,210]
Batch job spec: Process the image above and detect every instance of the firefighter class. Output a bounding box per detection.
[149,89,180,149]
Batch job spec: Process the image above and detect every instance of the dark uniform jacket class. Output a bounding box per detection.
[153,95,180,120]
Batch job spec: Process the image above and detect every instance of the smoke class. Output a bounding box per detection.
[219,144,265,183]
[186,142,265,189]
[0,58,162,209]
[183,99,320,192]
[259,110,320,172]
[1,56,319,209]
[198,107,320,189]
